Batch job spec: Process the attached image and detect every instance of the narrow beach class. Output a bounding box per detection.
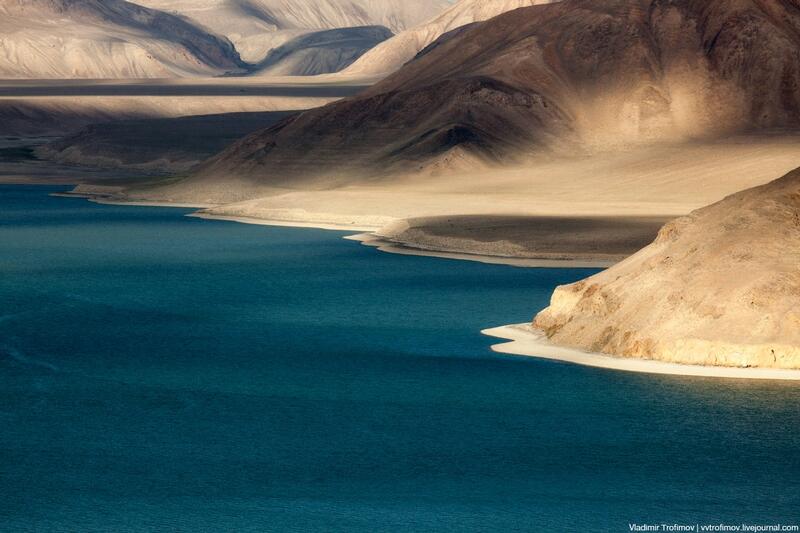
[484,324,800,381]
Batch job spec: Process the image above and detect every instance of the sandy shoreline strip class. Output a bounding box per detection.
[56,194,382,231]
[188,212,381,232]
[483,324,800,381]
[54,191,617,266]
[347,233,615,268]
[50,192,215,209]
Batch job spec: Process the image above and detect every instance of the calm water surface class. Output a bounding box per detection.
[1,185,798,532]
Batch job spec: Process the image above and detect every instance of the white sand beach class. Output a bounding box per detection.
[483,324,800,381]
[188,212,381,232]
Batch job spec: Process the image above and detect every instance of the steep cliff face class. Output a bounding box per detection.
[156,0,800,198]
[534,168,800,369]
[0,0,246,78]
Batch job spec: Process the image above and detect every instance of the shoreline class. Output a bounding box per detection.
[31,186,800,381]
[483,324,800,381]
[346,232,615,268]
[53,191,381,231]
[51,192,215,209]
[191,214,613,268]
[188,212,382,232]
[54,190,619,267]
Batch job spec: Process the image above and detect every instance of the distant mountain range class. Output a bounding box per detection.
[166,0,800,199]
[342,0,558,77]
[0,0,450,78]
[137,0,450,63]
[251,26,393,76]
[0,0,250,78]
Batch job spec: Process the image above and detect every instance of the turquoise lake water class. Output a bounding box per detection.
[1,185,799,532]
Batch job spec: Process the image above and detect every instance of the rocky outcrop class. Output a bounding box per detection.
[534,168,800,369]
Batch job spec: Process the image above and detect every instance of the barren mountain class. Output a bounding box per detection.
[342,0,558,77]
[36,110,298,172]
[148,0,800,201]
[251,26,393,76]
[0,0,247,78]
[533,167,800,369]
[136,0,450,62]
[0,78,362,136]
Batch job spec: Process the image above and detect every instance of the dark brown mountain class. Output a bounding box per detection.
[159,0,800,197]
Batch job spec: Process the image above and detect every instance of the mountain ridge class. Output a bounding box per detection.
[0,0,247,78]
[342,0,559,77]
[145,0,800,202]
[251,26,393,76]
[136,0,450,62]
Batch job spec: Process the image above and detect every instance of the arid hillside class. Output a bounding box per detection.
[0,0,247,78]
[342,0,559,77]
[136,0,449,62]
[534,167,800,369]
[251,26,393,76]
[165,0,800,197]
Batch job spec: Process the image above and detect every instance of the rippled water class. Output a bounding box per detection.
[1,185,798,532]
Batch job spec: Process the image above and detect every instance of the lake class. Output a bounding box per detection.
[1,185,798,532]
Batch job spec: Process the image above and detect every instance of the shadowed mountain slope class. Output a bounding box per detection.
[251,26,393,76]
[0,0,247,78]
[37,110,299,173]
[342,0,559,77]
[153,0,800,201]
[136,0,449,62]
